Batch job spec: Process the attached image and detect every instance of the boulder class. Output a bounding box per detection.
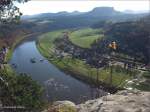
[54,100,76,107]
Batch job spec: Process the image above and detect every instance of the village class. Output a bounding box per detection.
[53,32,145,71]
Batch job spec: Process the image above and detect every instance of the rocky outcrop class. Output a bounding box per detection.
[77,90,150,112]
[43,101,76,112]
[46,90,150,112]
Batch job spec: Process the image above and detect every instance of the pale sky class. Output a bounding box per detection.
[17,0,150,15]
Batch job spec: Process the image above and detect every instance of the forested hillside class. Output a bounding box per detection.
[22,7,147,30]
[105,16,150,64]
[0,21,37,48]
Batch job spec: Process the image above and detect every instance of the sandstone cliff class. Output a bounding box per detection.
[44,90,150,112]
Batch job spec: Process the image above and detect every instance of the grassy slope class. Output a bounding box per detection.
[69,28,104,48]
[37,29,133,88]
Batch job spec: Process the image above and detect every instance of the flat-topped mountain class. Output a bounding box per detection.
[86,7,119,16]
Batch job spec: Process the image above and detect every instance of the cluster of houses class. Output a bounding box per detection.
[0,46,8,69]
[53,32,145,71]
[54,32,109,68]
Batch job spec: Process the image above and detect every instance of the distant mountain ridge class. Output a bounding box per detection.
[22,7,147,20]
[20,7,148,35]
[21,9,85,19]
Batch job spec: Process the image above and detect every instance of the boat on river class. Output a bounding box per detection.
[30,58,36,63]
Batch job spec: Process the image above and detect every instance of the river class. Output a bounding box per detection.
[9,37,107,104]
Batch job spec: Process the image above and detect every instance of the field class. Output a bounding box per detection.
[37,29,135,88]
[69,28,104,48]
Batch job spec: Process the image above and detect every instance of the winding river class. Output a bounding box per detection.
[9,37,107,104]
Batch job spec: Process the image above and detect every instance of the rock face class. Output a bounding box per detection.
[43,101,76,112]
[77,90,150,112]
[45,90,150,112]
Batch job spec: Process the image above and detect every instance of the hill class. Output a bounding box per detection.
[103,16,150,64]
[22,7,148,30]
[69,28,104,48]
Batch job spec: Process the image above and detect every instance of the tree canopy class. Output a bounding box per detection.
[105,16,150,64]
[0,70,44,111]
[0,0,28,23]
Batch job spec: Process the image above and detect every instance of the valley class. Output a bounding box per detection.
[37,27,149,91]
[0,4,150,111]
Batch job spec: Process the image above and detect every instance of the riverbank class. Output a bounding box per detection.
[5,32,39,61]
[0,32,46,111]
[36,30,136,90]
[0,32,40,75]
[0,32,31,72]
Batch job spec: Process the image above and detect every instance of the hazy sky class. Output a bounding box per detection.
[17,1,150,15]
